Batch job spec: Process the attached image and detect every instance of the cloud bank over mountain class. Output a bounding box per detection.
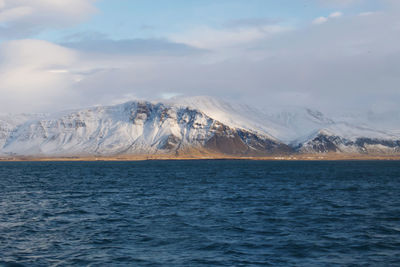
[0,0,398,117]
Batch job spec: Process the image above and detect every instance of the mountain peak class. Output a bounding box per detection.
[1,96,399,157]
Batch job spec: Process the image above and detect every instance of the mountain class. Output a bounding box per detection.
[0,113,44,150]
[0,96,399,158]
[0,100,290,157]
[169,96,400,155]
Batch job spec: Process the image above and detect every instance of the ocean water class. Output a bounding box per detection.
[0,160,399,266]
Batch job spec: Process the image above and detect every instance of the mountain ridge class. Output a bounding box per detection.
[1,97,399,157]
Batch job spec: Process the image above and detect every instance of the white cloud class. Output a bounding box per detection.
[170,25,289,51]
[0,2,399,117]
[160,92,182,100]
[0,0,98,38]
[0,6,33,23]
[47,69,70,74]
[358,11,375,16]
[313,12,343,24]
[0,39,128,112]
[329,12,343,18]
[0,40,78,111]
[313,16,329,24]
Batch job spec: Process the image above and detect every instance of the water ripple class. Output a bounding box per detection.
[0,160,399,266]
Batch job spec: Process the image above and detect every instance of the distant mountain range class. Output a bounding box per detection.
[1,96,399,158]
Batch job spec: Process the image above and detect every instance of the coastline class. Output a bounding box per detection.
[1,154,400,162]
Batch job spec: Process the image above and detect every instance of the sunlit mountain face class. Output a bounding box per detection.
[1,97,399,157]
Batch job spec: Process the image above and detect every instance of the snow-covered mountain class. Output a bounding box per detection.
[0,113,44,150]
[0,96,399,157]
[169,96,400,154]
[0,100,290,157]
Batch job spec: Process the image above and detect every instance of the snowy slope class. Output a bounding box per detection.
[168,96,335,143]
[0,113,44,150]
[168,96,400,144]
[0,96,399,156]
[1,101,288,156]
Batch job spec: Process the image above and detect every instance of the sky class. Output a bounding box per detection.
[0,0,399,115]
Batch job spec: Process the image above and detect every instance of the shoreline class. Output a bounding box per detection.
[1,154,400,162]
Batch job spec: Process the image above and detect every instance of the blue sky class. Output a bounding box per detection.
[0,0,398,114]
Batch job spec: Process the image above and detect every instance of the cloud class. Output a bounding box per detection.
[329,12,343,18]
[0,39,130,112]
[313,16,329,24]
[316,0,365,7]
[160,92,182,100]
[0,39,79,111]
[0,37,205,113]
[62,37,207,56]
[95,8,399,115]
[0,0,97,38]
[313,11,343,24]
[358,11,375,16]
[223,18,279,29]
[170,24,289,50]
[0,1,399,119]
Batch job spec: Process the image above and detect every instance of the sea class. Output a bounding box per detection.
[0,160,399,266]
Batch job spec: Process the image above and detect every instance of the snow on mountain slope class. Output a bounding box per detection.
[168,96,400,144]
[1,101,289,156]
[167,96,400,154]
[297,130,400,154]
[167,96,281,139]
[0,113,44,150]
[168,96,337,143]
[0,96,399,156]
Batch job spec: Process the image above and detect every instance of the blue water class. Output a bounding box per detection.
[0,160,399,266]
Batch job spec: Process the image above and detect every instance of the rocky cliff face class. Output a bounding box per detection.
[1,97,399,157]
[296,131,400,154]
